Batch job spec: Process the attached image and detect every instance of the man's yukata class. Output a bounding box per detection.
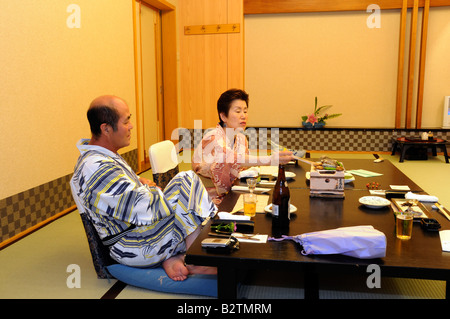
[70,139,217,268]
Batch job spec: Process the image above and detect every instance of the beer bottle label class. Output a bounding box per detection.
[272,204,279,217]
[287,200,291,219]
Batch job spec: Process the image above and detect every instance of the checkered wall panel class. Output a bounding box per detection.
[181,128,450,153]
[0,149,138,244]
[0,174,74,243]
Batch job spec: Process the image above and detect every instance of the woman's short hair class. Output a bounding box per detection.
[217,89,249,126]
[87,105,119,137]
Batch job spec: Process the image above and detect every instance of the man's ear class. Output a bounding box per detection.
[100,123,110,135]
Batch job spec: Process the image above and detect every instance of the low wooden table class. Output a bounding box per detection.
[238,158,424,192]
[185,159,450,299]
[391,137,449,163]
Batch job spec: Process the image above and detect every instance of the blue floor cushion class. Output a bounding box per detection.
[106,264,217,297]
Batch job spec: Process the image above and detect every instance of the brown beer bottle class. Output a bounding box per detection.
[272,164,290,234]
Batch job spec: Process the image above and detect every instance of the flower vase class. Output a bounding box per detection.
[302,121,325,129]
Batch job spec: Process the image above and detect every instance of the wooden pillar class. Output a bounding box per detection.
[395,0,408,128]
[405,0,419,129]
[415,0,430,128]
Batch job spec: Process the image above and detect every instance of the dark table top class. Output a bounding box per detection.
[186,160,450,281]
[238,158,423,192]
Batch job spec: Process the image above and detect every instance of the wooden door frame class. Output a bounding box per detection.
[133,0,178,172]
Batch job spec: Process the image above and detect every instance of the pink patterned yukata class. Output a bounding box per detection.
[192,124,249,202]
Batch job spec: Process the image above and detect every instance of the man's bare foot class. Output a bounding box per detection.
[186,265,217,275]
[162,254,189,281]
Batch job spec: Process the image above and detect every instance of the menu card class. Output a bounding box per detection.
[439,230,450,252]
[347,169,383,177]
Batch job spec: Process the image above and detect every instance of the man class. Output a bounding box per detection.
[70,95,217,281]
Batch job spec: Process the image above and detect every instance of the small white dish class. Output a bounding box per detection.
[344,172,355,183]
[264,204,297,214]
[272,172,296,179]
[359,196,391,209]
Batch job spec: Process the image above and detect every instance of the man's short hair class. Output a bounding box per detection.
[87,105,119,137]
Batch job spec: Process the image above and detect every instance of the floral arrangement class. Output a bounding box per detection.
[302,97,342,127]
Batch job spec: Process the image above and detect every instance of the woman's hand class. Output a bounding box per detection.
[272,150,295,165]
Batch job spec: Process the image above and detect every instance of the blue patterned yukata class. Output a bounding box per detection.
[70,139,217,268]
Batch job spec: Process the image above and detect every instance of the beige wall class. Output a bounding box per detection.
[0,0,136,199]
[422,7,450,127]
[0,1,448,203]
[245,7,450,128]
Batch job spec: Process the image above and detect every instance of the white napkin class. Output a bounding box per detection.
[231,185,271,193]
[405,191,438,202]
[217,212,250,221]
[238,167,260,178]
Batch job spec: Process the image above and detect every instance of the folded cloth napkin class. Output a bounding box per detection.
[231,185,271,193]
[217,212,250,221]
[405,191,438,202]
[269,226,386,259]
[238,167,260,178]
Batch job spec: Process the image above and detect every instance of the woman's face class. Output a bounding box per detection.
[220,99,248,130]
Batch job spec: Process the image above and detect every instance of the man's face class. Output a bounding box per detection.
[110,99,133,152]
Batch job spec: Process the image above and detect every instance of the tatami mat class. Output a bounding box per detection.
[0,211,114,299]
[0,152,448,299]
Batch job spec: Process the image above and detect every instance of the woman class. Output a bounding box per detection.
[192,89,293,202]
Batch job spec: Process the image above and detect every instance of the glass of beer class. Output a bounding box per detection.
[396,212,413,240]
[243,193,257,217]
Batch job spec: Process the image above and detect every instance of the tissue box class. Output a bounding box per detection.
[309,166,345,198]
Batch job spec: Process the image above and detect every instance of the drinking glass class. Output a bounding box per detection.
[243,193,257,217]
[246,177,257,193]
[396,212,413,240]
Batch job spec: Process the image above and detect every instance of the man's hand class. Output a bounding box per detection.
[139,177,157,187]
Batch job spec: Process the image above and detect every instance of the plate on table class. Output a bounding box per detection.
[344,172,355,183]
[359,196,391,209]
[264,204,297,214]
[272,172,296,179]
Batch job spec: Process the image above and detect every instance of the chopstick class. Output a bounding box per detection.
[435,203,450,221]
[233,233,260,241]
[294,156,316,165]
[234,236,260,241]
[201,211,218,227]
